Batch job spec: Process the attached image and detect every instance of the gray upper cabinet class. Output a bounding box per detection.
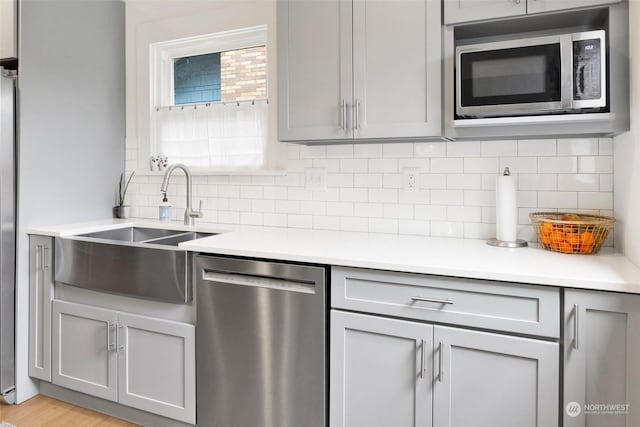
[28,235,53,382]
[278,0,441,142]
[527,0,620,14]
[564,290,640,427]
[330,310,432,427]
[444,0,525,25]
[278,0,352,141]
[445,0,620,24]
[433,326,559,427]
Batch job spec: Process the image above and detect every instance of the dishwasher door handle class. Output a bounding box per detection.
[202,270,316,294]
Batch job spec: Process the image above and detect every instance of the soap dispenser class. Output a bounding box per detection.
[159,192,172,221]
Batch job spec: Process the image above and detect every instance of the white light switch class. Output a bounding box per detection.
[305,168,327,190]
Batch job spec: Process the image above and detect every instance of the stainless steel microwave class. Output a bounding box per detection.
[455,30,606,118]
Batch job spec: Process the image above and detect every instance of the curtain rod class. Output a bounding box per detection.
[156,98,269,112]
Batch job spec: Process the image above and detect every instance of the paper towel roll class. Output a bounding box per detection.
[496,169,517,242]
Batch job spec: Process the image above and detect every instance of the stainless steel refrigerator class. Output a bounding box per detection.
[0,68,15,404]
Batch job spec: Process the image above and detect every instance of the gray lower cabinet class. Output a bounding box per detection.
[433,326,559,427]
[331,310,559,427]
[51,300,195,424]
[330,310,432,427]
[564,290,640,427]
[28,235,53,382]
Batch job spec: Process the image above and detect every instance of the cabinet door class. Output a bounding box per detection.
[28,236,53,381]
[527,0,620,14]
[52,300,118,401]
[330,310,432,427]
[0,0,17,59]
[564,290,640,427]
[433,326,559,427]
[117,312,195,424]
[444,0,526,25]
[278,0,353,141]
[352,0,441,139]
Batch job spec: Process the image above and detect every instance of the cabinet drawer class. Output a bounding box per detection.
[331,267,559,338]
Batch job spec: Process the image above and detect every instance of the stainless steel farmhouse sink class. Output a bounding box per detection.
[54,227,216,303]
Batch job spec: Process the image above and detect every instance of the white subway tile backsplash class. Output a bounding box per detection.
[538,157,578,174]
[414,142,446,158]
[481,140,517,157]
[313,215,340,231]
[383,143,414,158]
[369,218,399,233]
[557,174,599,192]
[326,144,354,158]
[369,159,398,173]
[463,190,495,207]
[578,156,613,174]
[354,173,383,188]
[340,217,369,232]
[129,136,614,242]
[447,141,480,157]
[578,192,613,210]
[557,138,598,156]
[355,202,383,218]
[518,139,556,156]
[447,174,482,190]
[600,174,613,192]
[399,220,430,236]
[354,143,383,158]
[519,174,556,191]
[499,157,537,174]
[431,190,464,206]
[464,158,500,174]
[599,138,613,155]
[415,205,448,221]
[538,192,578,209]
[431,221,464,238]
[431,158,463,174]
[288,214,313,228]
[369,188,398,203]
[383,204,414,219]
[340,159,368,173]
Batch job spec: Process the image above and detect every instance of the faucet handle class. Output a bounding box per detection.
[191,200,204,218]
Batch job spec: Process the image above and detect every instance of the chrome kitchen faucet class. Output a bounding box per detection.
[160,163,203,225]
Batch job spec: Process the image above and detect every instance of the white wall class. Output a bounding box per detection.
[614,0,640,265]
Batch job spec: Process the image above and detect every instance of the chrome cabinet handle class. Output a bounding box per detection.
[573,304,579,350]
[411,296,454,305]
[438,341,444,383]
[354,99,360,130]
[419,339,427,379]
[514,0,521,4]
[107,322,116,351]
[340,99,346,130]
[117,325,125,351]
[35,245,42,270]
[42,246,49,271]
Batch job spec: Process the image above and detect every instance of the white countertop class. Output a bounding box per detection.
[29,219,640,294]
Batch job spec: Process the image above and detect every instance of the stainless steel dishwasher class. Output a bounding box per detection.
[195,255,327,427]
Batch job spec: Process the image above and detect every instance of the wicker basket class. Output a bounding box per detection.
[529,212,615,254]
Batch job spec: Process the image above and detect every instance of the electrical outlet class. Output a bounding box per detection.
[402,168,419,191]
[305,167,326,190]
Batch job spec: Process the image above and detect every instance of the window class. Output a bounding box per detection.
[150,26,269,170]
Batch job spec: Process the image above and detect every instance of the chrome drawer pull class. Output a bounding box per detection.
[411,296,454,305]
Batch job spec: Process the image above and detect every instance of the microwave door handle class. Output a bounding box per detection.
[560,35,574,110]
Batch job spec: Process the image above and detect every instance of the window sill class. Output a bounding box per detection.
[133,169,288,177]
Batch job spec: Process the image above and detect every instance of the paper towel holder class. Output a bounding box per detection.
[487,167,528,248]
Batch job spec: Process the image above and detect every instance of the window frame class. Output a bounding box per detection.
[150,25,268,108]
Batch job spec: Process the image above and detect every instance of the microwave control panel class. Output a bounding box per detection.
[573,39,602,101]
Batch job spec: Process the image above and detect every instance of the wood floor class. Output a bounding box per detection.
[0,395,139,427]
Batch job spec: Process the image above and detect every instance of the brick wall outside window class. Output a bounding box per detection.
[221,46,267,101]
